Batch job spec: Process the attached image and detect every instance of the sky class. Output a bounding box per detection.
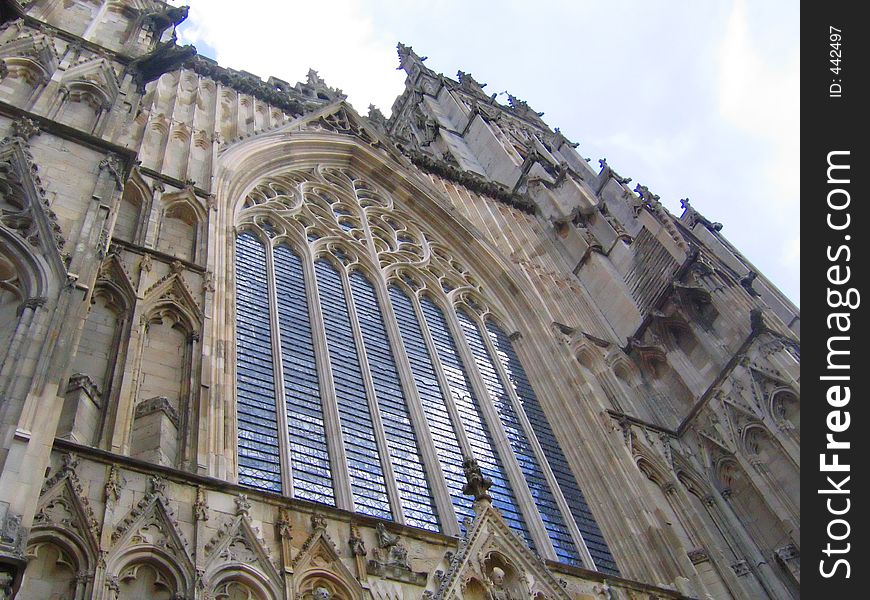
[169,0,800,306]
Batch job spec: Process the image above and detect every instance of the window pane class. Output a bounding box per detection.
[350,274,440,532]
[419,297,534,547]
[235,232,281,493]
[274,245,334,506]
[458,310,580,566]
[485,321,619,574]
[390,286,472,526]
[315,260,392,519]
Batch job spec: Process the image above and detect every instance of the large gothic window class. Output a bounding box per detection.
[232,166,617,573]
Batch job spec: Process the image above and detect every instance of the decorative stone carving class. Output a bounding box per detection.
[104,465,121,505]
[366,523,425,584]
[193,488,209,522]
[462,458,492,502]
[9,117,39,141]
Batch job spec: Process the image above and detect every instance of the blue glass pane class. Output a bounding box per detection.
[390,287,472,527]
[419,297,534,547]
[457,311,580,566]
[274,245,334,506]
[315,260,392,520]
[235,232,281,493]
[351,274,439,532]
[485,322,619,574]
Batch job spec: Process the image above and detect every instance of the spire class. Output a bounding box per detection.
[462,458,492,505]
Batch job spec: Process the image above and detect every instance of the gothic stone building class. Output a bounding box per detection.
[0,2,800,599]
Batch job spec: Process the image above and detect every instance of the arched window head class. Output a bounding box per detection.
[230,165,618,572]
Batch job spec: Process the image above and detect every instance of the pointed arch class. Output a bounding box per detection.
[115,168,152,244]
[214,128,619,573]
[155,187,207,263]
[106,479,195,598]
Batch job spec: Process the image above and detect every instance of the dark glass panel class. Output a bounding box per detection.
[419,297,534,547]
[484,321,619,574]
[235,232,281,493]
[315,260,392,519]
[274,245,334,506]
[457,310,580,566]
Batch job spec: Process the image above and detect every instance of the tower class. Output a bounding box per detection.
[0,2,799,599]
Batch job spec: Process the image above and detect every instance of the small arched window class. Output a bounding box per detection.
[231,168,618,573]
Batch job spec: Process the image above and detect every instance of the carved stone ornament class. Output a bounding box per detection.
[366,522,425,584]
[462,457,492,502]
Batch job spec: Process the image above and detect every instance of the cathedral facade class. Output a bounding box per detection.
[0,2,800,599]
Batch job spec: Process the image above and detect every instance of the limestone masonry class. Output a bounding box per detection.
[0,2,799,599]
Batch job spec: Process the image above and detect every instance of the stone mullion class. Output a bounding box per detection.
[0,300,40,398]
[356,181,458,534]
[375,279,460,536]
[340,266,405,524]
[442,304,555,560]
[179,329,200,471]
[478,322,597,569]
[263,237,294,497]
[304,252,353,511]
[411,292,474,460]
[110,309,148,455]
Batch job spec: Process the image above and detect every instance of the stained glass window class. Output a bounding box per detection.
[485,320,619,573]
[316,259,392,519]
[232,175,617,569]
[235,232,281,493]
[351,273,439,531]
[274,245,333,505]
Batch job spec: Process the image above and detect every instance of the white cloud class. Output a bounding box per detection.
[171,0,405,114]
[717,0,799,202]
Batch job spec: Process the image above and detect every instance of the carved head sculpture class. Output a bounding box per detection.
[313,586,332,600]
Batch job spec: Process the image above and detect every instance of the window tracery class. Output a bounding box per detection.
[232,165,616,571]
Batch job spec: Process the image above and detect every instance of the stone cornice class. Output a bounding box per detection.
[401,146,536,214]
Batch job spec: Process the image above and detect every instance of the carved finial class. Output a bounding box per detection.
[634,183,660,205]
[397,42,427,73]
[349,524,366,556]
[376,522,399,548]
[462,457,492,503]
[311,512,328,531]
[10,116,40,141]
[104,465,121,504]
[61,452,79,473]
[139,253,152,273]
[194,487,209,522]
[234,494,251,517]
[202,271,215,293]
[506,93,544,118]
[457,70,487,93]
[170,260,184,274]
[277,508,292,540]
[149,475,166,496]
[99,154,124,190]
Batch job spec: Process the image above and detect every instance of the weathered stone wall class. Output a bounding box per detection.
[0,2,799,599]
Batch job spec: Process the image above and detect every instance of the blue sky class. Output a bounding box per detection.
[171,0,799,306]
